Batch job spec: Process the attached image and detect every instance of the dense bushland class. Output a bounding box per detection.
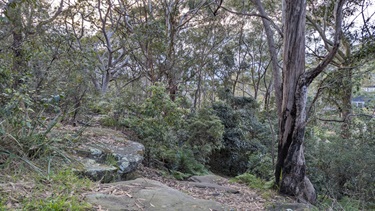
[209,89,273,177]
[119,85,224,177]
[1,0,374,208]
[306,116,375,209]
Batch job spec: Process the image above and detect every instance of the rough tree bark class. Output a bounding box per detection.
[275,0,314,202]
[272,0,346,204]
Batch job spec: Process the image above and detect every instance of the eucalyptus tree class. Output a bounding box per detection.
[1,0,63,89]
[177,12,228,109]
[0,0,65,121]
[248,0,347,203]
[129,0,217,101]
[62,0,138,95]
[306,0,375,138]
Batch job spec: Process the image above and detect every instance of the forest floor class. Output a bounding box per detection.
[0,166,289,211]
[0,124,295,210]
[133,165,284,210]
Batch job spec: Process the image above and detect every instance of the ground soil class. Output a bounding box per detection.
[130,165,290,211]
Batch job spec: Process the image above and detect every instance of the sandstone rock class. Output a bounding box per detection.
[188,175,225,183]
[187,182,240,194]
[67,128,144,183]
[187,175,239,194]
[86,178,229,211]
[76,158,118,183]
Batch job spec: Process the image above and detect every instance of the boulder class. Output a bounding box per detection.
[67,128,144,183]
[86,178,229,211]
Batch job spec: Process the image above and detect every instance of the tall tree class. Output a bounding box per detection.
[275,0,345,203]
[306,0,375,138]
[2,0,63,89]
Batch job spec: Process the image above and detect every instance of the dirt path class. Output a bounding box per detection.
[132,165,271,210]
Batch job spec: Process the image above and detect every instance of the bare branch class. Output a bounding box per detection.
[306,14,345,62]
[317,118,345,122]
[305,0,346,86]
[219,5,283,38]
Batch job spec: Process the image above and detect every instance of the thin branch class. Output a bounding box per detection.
[317,113,374,122]
[219,5,283,38]
[36,0,64,32]
[306,14,346,62]
[305,0,346,86]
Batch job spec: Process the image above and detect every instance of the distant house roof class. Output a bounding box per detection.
[362,86,375,92]
[352,96,366,103]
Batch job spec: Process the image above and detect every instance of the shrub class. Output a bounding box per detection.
[247,153,274,180]
[0,87,61,159]
[124,85,224,176]
[306,116,375,209]
[209,90,271,176]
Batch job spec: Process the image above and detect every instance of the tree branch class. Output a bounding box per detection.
[219,5,283,38]
[305,0,346,86]
[306,14,345,62]
[36,0,64,32]
[252,0,282,117]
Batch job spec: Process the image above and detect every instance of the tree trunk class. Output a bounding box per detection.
[340,67,352,139]
[255,0,345,204]
[253,0,282,116]
[275,0,316,203]
[8,4,25,89]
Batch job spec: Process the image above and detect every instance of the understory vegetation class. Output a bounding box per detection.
[2,82,374,209]
[1,0,375,209]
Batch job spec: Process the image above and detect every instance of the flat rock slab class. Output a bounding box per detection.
[187,175,239,194]
[188,175,225,184]
[187,182,239,194]
[86,178,229,211]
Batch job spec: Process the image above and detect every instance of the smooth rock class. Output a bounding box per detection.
[188,182,239,194]
[86,178,229,211]
[188,175,225,184]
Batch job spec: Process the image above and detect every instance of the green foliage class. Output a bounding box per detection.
[247,153,274,180]
[124,85,224,175]
[23,196,89,211]
[175,147,208,176]
[89,101,114,115]
[231,173,272,190]
[306,116,375,208]
[0,199,5,211]
[0,85,61,160]
[317,196,366,211]
[105,154,118,166]
[100,115,120,127]
[209,90,271,176]
[186,108,224,163]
